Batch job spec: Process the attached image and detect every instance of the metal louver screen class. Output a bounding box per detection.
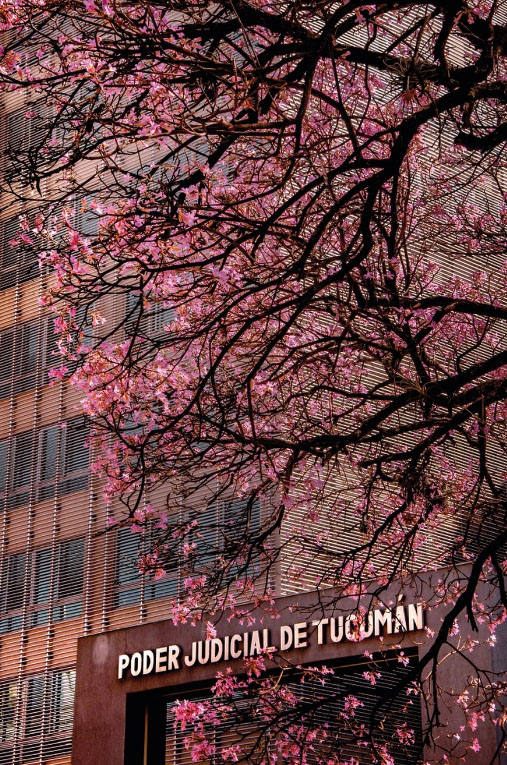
[165,658,422,765]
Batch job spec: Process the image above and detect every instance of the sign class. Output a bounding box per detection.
[117,601,424,680]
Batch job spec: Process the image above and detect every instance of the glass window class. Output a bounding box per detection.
[14,322,38,392]
[25,677,44,738]
[115,528,141,607]
[114,526,177,608]
[0,216,20,292]
[9,430,33,509]
[13,326,37,395]
[1,538,84,633]
[33,548,51,605]
[116,528,140,586]
[184,498,261,586]
[149,303,174,334]
[0,441,7,495]
[6,103,46,159]
[0,329,13,398]
[0,215,39,291]
[125,292,173,338]
[113,499,261,610]
[58,539,84,600]
[59,419,89,496]
[188,498,261,568]
[0,552,25,634]
[32,539,84,625]
[222,498,261,581]
[0,320,40,399]
[144,574,177,601]
[1,217,19,269]
[53,537,84,622]
[30,548,51,628]
[40,426,58,482]
[0,682,19,743]
[5,668,75,753]
[37,419,89,501]
[0,316,70,399]
[223,497,261,542]
[6,110,26,155]
[75,198,99,239]
[1,419,89,509]
[12,431,33,490]
[125,290,142,328]
[191,503,219,568]
[62,419,89,475]
[49,670,75,733]
[3,553,26,613]
[44,317,60,378]
[38,425,59,503]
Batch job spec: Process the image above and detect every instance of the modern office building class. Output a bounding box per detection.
[0,21,506,765]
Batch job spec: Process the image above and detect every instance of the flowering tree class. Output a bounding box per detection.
[1,0,507,761]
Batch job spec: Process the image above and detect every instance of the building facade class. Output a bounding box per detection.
[0,13,506,765]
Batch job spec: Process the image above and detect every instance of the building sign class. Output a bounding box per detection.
[118,601,424,680]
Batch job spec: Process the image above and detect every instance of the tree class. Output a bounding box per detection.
[1,0,507,761]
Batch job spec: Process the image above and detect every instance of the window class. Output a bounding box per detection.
[113,498,261,609]
[0,669,75,764]
[6,104,46,158]
[0,442,6,496]
[22,672,74,760]
[53,538,85,620]
[114,526,177,608]
[10,430,34,508]
[14,321,38,394]
[32,547,51,625]
[31,538,85,628]
[25,676,44,739]
[188,498,261,578]
[74,197,99,239]
[0,329,13,398]
[0,215,39,291]
[0,417,89,509]
[125,291,174,338]
[0,682,18,744]
[0,553,26,634]
[3,102,48,189]
[0,315,69,400]
[48,670,75,734]
[0,539,85,634]
[58,418,89,496]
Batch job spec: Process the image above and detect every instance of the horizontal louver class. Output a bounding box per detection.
[165,657,422,764]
